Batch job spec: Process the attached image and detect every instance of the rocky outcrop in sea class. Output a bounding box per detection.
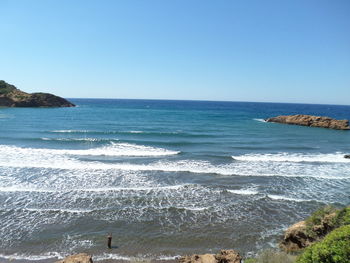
[0,80,75,107]
[266,114,349,130]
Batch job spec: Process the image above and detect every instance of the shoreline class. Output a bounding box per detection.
[0,253,180,263]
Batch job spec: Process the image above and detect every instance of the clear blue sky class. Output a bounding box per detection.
[1,0,349,104]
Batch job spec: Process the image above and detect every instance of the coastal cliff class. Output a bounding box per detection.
[266,114,349,130]
[280,206,350,252]
[0,80,75,107]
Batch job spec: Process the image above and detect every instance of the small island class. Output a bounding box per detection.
[266,114,349,130]
[0,80,75,107]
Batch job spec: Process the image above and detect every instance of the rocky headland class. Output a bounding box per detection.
[0,80,75,107]
[265,114,349,130]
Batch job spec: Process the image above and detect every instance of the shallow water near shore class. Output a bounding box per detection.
[0,99,350,262]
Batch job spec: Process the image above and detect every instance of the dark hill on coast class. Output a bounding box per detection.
[0,80,75,107]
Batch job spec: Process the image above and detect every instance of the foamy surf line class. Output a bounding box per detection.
[227,189,259,195]
[232,152,350,163]
[227,189,320,203]
[1,161,349,180]
[50,130,183,135]
[24,208,93,213]
[0,185,326,204]
[0,185,187,194]
[81,184,186,192]
[50,130,90,133]
[1,146,349,179]
[41,137,119,142]
[253,118,266,123]
[0,252,180,261]
[0,143,179,157]
[0,252,62,261]
[0,187,56,193]
[94,253,181,261]
[267,194,311,203]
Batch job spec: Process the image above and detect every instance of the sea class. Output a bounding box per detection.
[0,99,349,262]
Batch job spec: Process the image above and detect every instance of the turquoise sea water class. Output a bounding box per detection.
[0,99,349,262]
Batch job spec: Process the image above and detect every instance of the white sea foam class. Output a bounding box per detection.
[179,206,209,211]
[94,253,180,261]
[0,143,179,159]
[41,137,109,142]
[0,185,187,194]
[0,252,181,262]
[253,118,266,123]
[51,130,90,133]
[93,253,133,261]
[0,186,55,193]
[0,145,349,179]
[0,252,63,261]
[25,208,93,213]
[158,255,181,260]
[232,152,350,163]
[81,184,185,192]
[227,189,318,202]
[267,194,310,203]
[227,189,259,195]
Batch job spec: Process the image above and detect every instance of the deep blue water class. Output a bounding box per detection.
[0,99,349,262]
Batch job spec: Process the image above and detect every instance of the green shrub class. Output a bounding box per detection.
[296,225,350,263]
[244,258,257,263]
[304,206,350,239]
[333,207,350,228]
[0,80,16,94]
[244,250,296,263]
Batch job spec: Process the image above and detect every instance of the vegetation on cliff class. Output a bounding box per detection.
[296,225,350,263]
[305,206,350,239]
[0,80,17,94]
[245,206,350,263]
[244,250,296,263]
[280,206,350,252]
[0,80,75,107]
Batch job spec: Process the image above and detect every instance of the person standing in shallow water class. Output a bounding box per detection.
[107,234,112,249]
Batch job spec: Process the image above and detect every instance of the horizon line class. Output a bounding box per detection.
[65,97,350,107]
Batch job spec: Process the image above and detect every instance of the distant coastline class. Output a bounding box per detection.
[0,80,75,107]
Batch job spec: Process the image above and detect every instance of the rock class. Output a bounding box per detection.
[265,114,349,130]
[0,80,75,107]
[55,253,93,263]
[179,250,241,263]
[344,154,350,159]
[280,221,314,252]
[215,250,242,263]
[280,211,338,252]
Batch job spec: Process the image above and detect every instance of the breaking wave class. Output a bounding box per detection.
[0,143,179,158]
[41,137,116,142]
[227,189,259,195]
[0,146,349,179]
[232,152,350,163]
[253,118,266,123]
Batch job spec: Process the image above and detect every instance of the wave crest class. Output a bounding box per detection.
[232,152,349,163]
